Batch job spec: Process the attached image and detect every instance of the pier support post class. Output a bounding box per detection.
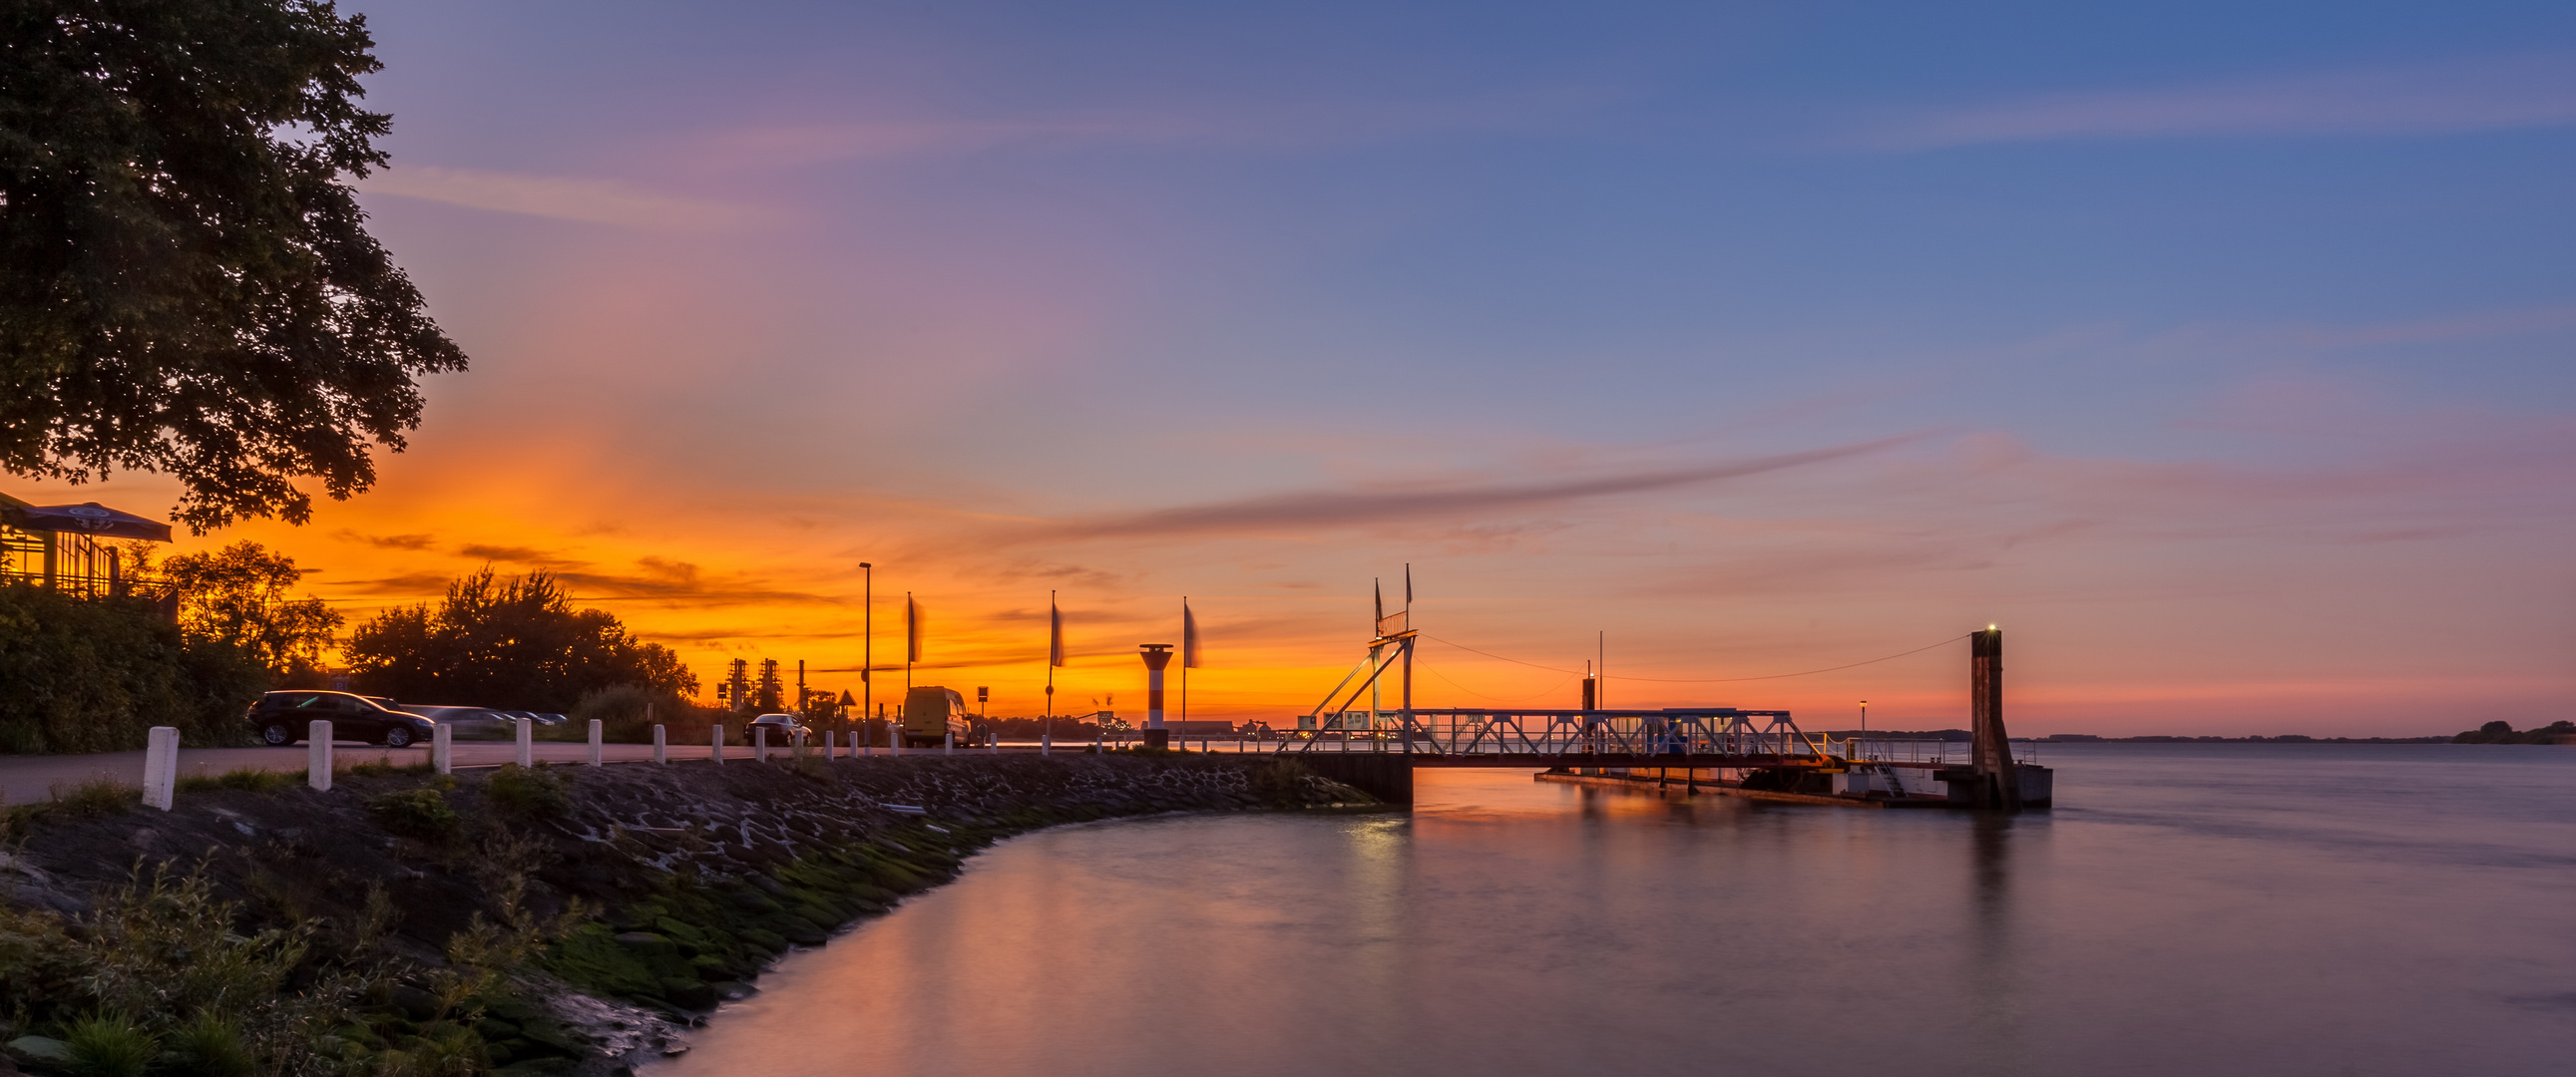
[309,721,333,791]
[143,726,178,811]
[1967,627,2020,811]
[434,723,453,775]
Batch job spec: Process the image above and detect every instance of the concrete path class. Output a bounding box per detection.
[0,742,721,807]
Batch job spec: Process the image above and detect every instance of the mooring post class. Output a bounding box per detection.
[1969,626,2018,811]
[143,726,179,811]
[514,717,533,768]
[653,724,667,764]
[308,721,333,791]
[588,719,604,766]
[434,723,454,775]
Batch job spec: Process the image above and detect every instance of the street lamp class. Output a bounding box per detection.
[860,563,872,743]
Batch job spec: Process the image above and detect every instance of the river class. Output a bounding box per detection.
[650,744,2576,1076]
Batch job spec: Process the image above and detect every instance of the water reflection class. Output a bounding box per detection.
[655,749,2576,1077]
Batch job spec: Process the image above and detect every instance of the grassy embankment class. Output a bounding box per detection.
[0,752,1363,1076]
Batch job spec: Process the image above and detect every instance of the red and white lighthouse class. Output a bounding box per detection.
[1139,643,1174,749]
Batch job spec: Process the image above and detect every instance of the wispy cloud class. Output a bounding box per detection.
[1039,435,1924,540]
[335,530,437,550]
[694,88,1612,171]
[356,165,770,230]
[1872,52,2576,150]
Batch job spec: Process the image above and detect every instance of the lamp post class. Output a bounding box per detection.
[1860,699,1869,761]
[860,562,872,747]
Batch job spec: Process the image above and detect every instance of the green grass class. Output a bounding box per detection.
[347,758,437,778]
[47,777,138,817]
[62,1011,159,1077]
[176,766,294,794]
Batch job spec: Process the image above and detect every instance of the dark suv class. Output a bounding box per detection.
[249,691,437,748]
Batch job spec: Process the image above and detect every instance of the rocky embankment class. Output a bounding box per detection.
[0,753,1368,1076]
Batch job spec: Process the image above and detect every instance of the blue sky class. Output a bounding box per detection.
[35,0,2574,732]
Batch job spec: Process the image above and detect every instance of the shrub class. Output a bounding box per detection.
[49,777,138,817]
[572,683,702,744]
[1245,759,1314,806]
[484,764,569,817]
[0,582,267,754]
[368,788,460,842]
[169,1013,257,1077]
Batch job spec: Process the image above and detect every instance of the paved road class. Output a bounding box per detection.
[0,742,721,806]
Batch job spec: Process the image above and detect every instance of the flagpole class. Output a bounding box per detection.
[1179,596,1188,731]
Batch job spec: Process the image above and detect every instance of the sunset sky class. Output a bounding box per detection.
[20,0,2576,735]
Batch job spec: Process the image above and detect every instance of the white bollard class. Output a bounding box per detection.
[588,718,604,766]
[891,723,903,757]
[142,726,179,811]
[754,725,769,763]
[433,723,453,775]
[1042,732,1051,756]
[990,726,1000,755]
[653,724,667,764]
[825,730,837,760]
[308,721,333,791]
[712,722,724,765]
[513,717,534,767]
[944,731,953,755]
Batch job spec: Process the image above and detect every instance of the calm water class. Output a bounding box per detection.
[652,745,2576,1076]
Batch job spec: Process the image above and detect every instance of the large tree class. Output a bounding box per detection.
[0,0,466,532]
[345,568,699,711]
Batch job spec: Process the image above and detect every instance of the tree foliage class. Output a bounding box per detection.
[345,569,698,710]
[159,538,343,680]
[0,0,466,532]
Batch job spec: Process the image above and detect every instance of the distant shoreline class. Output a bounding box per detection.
[1825,729,2458,745]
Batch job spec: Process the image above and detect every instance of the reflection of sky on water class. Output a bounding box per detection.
[657,749,2576,1077]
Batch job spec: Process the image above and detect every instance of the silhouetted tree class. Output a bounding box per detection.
[0,0,466,531]
[344,568,698,710]
[158,539,342,681]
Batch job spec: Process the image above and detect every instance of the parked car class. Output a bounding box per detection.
[748,713,811,742]
[403,706,518,740]
[249,691,439,748]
